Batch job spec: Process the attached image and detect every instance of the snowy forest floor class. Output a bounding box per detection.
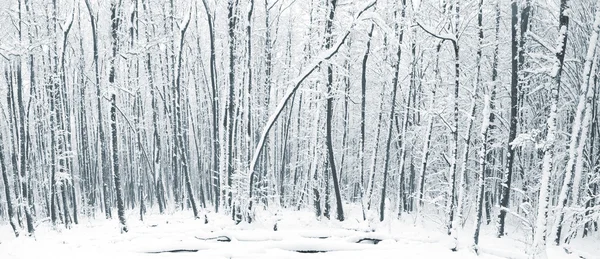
[0,207,597,259]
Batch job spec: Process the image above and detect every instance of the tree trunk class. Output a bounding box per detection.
[380,0,406,222]
[84,0,111,219]
[109,0,128,233]
[532,0,569,256]
[359,23,375,218]
[0,131,19,237]
[175,11,198,218]
[553,1,600,244]
[474,95,491,253]
[498,0,531,238]
[417,43,441,213]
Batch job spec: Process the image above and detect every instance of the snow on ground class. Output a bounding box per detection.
[0,207,596,259]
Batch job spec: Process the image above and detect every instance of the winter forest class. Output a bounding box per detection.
[0,0,598,258]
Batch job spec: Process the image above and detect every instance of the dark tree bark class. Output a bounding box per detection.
[360,23,374,218]
[532,0,569,254]
[141,0,166,215]
[111,94,128,233]
[226,0,239,211]
[175,11,199,218]
[323,0,344,222]
[84,0,112,219]
[0,127,19,237]
[473,0,487,252]
[201,0,221,214]
[498,0,530,238]
[380,0,407,222]
[109,0,127,233]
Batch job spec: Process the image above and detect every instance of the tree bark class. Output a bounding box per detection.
[323,0,344,222]
[380,0,406,222]
[532,0,569,256]
[84,0,111,219]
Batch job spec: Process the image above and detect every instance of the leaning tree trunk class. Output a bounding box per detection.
[246,1,376,221]
[532,0,569,256]
[552,0,600,245]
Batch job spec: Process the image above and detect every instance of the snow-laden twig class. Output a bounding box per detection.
[415,22,456,43]
[527,31,557,54]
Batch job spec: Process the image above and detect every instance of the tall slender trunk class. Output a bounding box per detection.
[397,19,417,216]
[452,0,481,247]
[472,0,486,251]
[323,0,344,222]
[359,23,375,217]
[111,94,128,233]
[227,0,239,211]
[380,0,406,222]
[84,0,111,219]
[246,1,255,200]
[417,43,441,212]
[201,0,221,213]
[175,11,198,218]
[532,0,569,256]
[474,95,491,253]
[15,1,35,233]
[365,85,386,211]
[486,0,501,227]
[109,0,127,233]
[498,0,530,238]
[141,0,165,214]
[448,0,461,237]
